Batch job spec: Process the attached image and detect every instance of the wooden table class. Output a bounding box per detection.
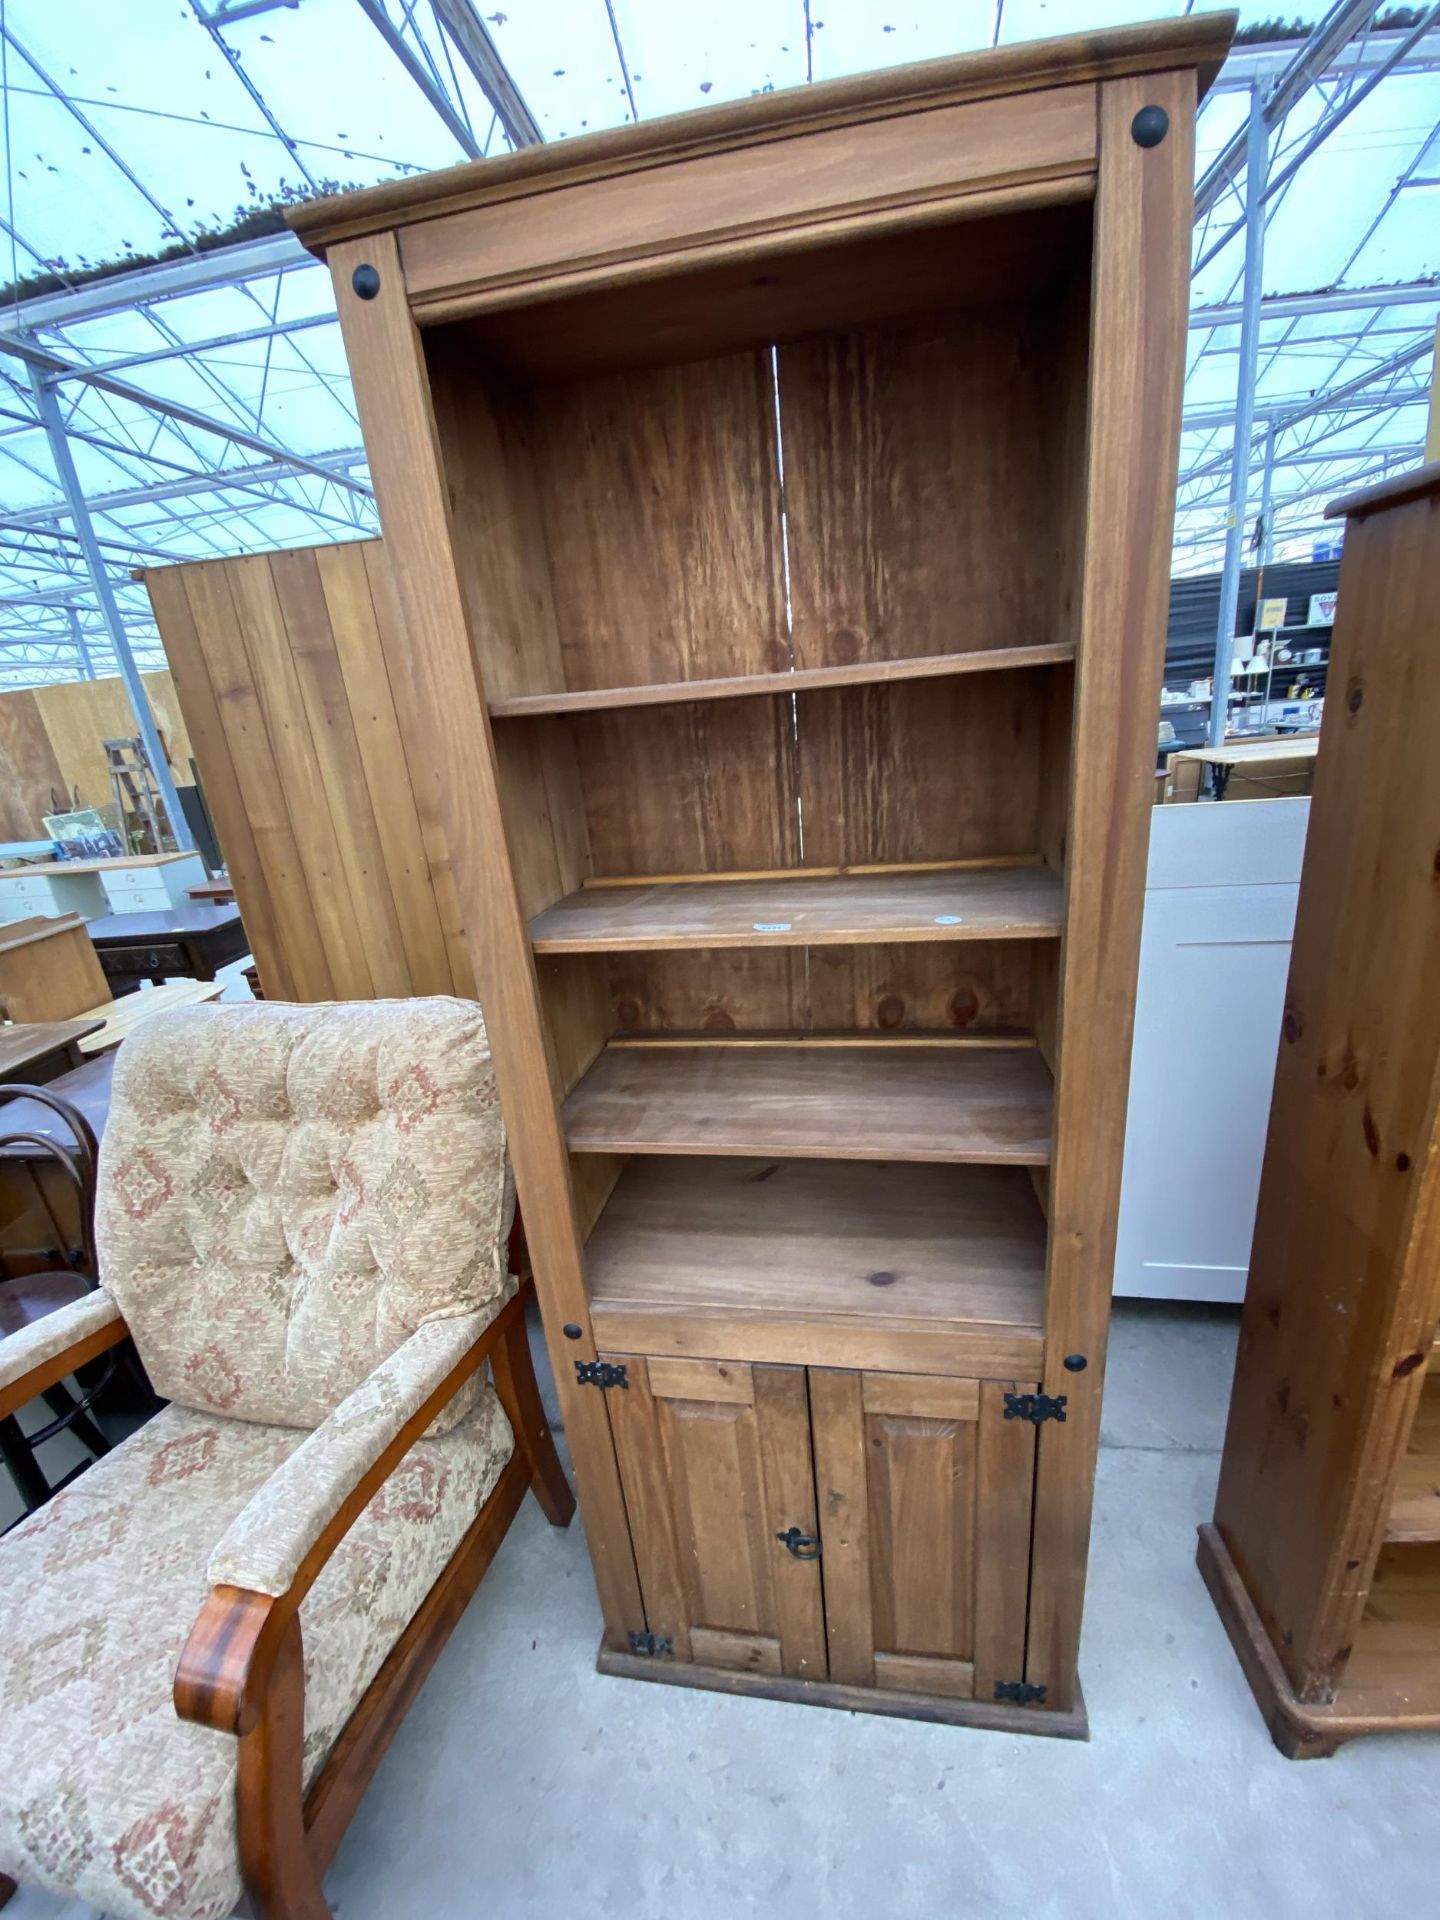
[0,1051,115,1158]
[0,1020,105,1084]
[76,979,223,1053]
[0,914,109,1022]
[1165,733,1319,803]
[188,878,236,905]
[86,905,249,990]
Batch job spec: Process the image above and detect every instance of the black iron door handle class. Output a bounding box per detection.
[775,1525,821,1560]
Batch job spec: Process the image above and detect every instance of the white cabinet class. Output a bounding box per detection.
[99,854,207,915]
[1113,799,1309,1303]
[0,868,107,921]
[0,854,209,925]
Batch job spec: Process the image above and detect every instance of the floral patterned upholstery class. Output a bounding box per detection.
[96,998,513,1431]
[0,997,521,1919]
[0,1390,512,1920]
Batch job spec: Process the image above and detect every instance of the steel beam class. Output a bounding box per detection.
[1211,22,1440,90]
[65,607,97,682]
[1195,1,1373,220]
[61,311,337,380]
[354,0,480,156]
[1191,278,1440,332]
[1182,336,1433,482]
[0,333,371,497]
[0,234,313,334]
[1194,6,1440,278]
[431,0,543,146]
[27,367,195,851]
[1209,86,1268,753]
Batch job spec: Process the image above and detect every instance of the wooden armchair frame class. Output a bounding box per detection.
[0,1279,573,1920]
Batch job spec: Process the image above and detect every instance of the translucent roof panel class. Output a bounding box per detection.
[0,0,1436,686]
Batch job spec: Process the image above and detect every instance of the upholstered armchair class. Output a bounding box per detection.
[0,998,573,1920]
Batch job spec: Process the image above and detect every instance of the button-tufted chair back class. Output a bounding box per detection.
[95,997,512,1430]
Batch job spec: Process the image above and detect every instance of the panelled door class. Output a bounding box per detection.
[809,1370,1038,1702]
[603,1355,827,1678]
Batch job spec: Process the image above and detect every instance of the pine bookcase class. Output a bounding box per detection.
[292,12,1232,1737]
[1200,461,1440,1757]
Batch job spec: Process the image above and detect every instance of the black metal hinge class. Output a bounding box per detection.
[995,1680,1048,1706]
[575,1360,629,1390]
[629,1630,673,1657]
[1004,1391,1067,1426]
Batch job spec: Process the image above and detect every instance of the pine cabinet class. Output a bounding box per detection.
[1200,461,1440,1757]
[293,11,1232,1738]
[603,1356,1038,1705]
[605,1357,825,1679]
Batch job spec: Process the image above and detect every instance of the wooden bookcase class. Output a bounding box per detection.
[1199,462,1440,1758]
[292,13,1231,1738]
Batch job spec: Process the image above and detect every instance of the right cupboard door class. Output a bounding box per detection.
[810,1369,1038,1703]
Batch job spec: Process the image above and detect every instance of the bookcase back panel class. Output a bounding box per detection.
[572,699,800,877]
[455,200,1091,386]
[603,939,1038,1036]
[794,675,1047,870]
[426,337,567,707]
[565,669,1057,882]
[777,310,1063,669]
[526,351,787,693]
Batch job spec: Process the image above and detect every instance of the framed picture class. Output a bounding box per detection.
[1307,590,1338,627]
[1257,596,1288,630]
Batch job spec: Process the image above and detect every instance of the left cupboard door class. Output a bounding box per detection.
[602,1354,827,1679]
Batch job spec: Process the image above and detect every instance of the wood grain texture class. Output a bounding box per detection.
[808,1367,874,1686]
[586,1157,1046,1379]
[1024,70,1196,1713]
[0,915,107,1022]
[607,937,1038,1038]
[327,231,645,1637]
[573,698,800,880]
[973,1377,1040,1699]
[145,541,469,1002]
[778,308,1063,669]
[597,1642,1088,1737]
[604,1352,825,1677]
[753,1365,826,1678]
[0,689,64,839]
[144,564,298,1000]
[794,674,1050,871]
[528,352,787,693]
[1211,481,1440,1711]
[1197,1522,1440,1758]
[396,85,1096,315]
[31,670,195,815]
[425,333,567,708]
[1385,1377,1440,1544]
[488,639,1076,717]
[564,1040,1053,1164]
[531,863,1062,953]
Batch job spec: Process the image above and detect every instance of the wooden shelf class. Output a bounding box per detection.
[1336,1542,1440,1719]
[531,861,1063,953]
[587,1156,1046,1377]
[488,640,1074,719]
[561,1038,1053,1164]
[1386,1376,1440,1543]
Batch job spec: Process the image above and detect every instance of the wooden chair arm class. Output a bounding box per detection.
[174,1281,531,1738]
[0,1310,128,1422]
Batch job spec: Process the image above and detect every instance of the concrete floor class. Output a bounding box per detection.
[9,1299,1440,1920]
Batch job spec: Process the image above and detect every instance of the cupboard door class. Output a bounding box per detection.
[603,1354,826,1679]
[810,1370,1037,1702]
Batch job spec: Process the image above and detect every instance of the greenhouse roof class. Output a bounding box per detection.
[0,0,1435,685]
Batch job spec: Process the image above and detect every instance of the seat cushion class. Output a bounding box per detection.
[96,999,512,1430]
[0,1392,513,1920]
